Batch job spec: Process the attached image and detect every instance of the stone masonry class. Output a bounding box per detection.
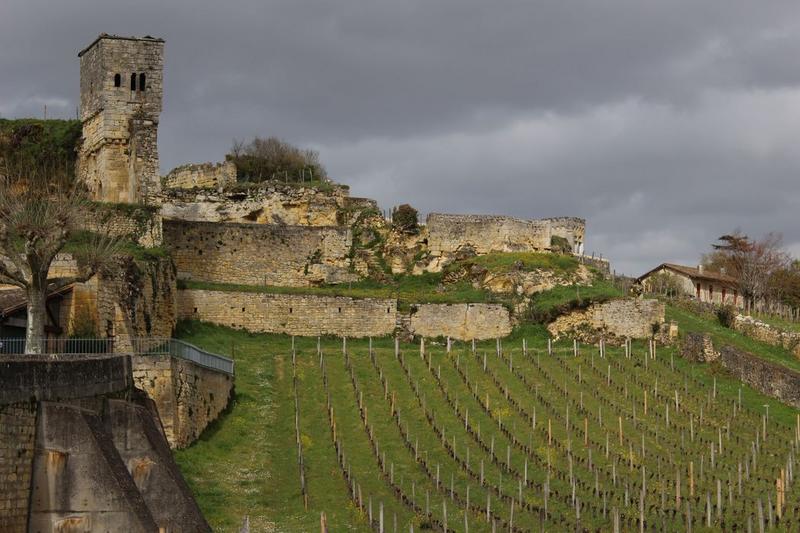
[547,298,665,343]
[179,289,397,337]
[164,161,237,190]
[426,213,585,257]
[408,303,513,340]
[78,34,164,204]
[132,354,233,449]
[164,219,357,287]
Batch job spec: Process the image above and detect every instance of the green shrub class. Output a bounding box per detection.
[716,305,737,328]
[227,136,326,183]
[392,204,419,233]
[550,235,572,254]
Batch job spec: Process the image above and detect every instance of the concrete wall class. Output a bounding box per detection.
[0,353,132,404]
[133,354,233,448]
[164,161,237,190]
[408,303,512,340]
[179,289,397,337]
[547,298,665,342]
[164,219,357,287]
[0,402,36,532]
[0,353,211,532]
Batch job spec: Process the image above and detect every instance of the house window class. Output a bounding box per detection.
[139,73,146,92]
[709,285,713,301]
[696,283,701,298]
[114,73,121,87]
[722,288,727,302]
[130,73,137,91]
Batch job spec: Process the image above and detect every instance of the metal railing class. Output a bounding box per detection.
[0,337,234,375]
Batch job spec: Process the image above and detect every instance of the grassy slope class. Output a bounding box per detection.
[174,320,800,529]
[666,303,800,373]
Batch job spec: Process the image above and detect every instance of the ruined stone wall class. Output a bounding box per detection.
[547,298,665,342]
[78,35,163,204]
[58,257,177,350]
[426,213,552,256]
[719,345,800,408]
[132,354,233,449]
[179,289,397,337]
[164,161,237,190]
[159,182,362,226]
[164,220,357,287]
[425,213,586,263]
[732,315,800,357]
[0,402,36,532]
[79,204,163,247]
[408,303,512,341]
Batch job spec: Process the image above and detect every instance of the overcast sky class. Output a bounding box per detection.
[2,0,799,275]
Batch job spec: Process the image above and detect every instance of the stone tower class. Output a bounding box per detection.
[77,34,164,204]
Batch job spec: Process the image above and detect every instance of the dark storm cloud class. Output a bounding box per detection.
[2,0,799,274]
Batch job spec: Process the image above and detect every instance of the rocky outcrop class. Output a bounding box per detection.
[547,298,666,343]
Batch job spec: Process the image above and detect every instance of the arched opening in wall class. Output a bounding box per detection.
[114,73,121,87]
[139,73,146,92]
[289,308,293,314]
[338,307,342,313]
[130,73,137,91]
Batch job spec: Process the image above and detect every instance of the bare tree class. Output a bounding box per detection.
[0,160,119,354]
[705,231,790,311]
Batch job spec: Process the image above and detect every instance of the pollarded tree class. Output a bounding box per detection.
[0,159,119,354]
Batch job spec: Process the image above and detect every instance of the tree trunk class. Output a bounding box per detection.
[25,286,47,354]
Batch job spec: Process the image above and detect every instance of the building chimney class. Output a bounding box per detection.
[720,267,726,276]
[698,264,704,273]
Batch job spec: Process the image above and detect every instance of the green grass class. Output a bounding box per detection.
[174,322,800,530]
[0,118,82,167]
[179,270,499,311]
[527,280,623,322]
[444,251,579,276]
[666,303,800,373]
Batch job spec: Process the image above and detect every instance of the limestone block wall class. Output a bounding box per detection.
[164,161,237,190]
[179,289,397,337]
[719,345,800,408]
[408,303,512,341]
[0,402,36,532]
[132,354,233,449]
[426,213,552,255]
[164,220,357,287]
[78,35,164,204]
[59,256,177,351]
[80,204,163,247]
[547,298,665,342]
[425,213,586,259]
[732,315,800,357]
[159,182,359,226]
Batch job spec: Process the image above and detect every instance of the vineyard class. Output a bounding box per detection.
[175,323,800,532]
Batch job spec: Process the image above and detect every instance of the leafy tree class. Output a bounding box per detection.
[0,158,119,354]
[392,204,419,233]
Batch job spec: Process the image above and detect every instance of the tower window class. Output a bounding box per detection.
[130,73,137,91]
[139,73,146,92]
[113,74,121,87]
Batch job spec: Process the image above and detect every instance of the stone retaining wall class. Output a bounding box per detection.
[408,303,512,340]
[732,315,800,358]
[547,298,665,343]
[164,220,357,287]
[178,289,397,338]
[132,354,233,449]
